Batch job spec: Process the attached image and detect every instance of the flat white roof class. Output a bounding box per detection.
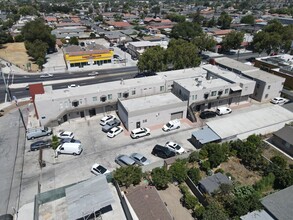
[35,76,166,100]
[129,40,168,48]
[175,77,230,91]
[206,105,293,140]
[215,57,258,73]
[156,67,207,81]
[215,57,285,83]
[120,93,184,112]
[203,64,253,84]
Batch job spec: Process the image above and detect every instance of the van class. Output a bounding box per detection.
[27,127,52,140]
[56,143,83,156]
[162,119,181,132]
[216,107,232,116]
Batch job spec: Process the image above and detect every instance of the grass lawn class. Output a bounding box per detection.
[217,157,262,186]
[0,42,39,72]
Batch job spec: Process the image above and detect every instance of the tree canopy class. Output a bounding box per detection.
[217,12,232,29]
[222,31,244,51]
[113,166,142,187]
[151,167,171,190]
[137,46,166,73]
[171,21,202,40]
[240,15,255,25]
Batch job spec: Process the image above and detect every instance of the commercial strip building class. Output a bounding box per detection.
[214,57,285,102]
[63,44,114,70]
[118,93,187,130]
[254,54,293,89]
[33,60,287,130]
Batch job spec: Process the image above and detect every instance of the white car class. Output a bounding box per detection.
[68,84,80,88]
[270,97,289,105]
[100,114,116,126]
[130,127,150,139]
[88,71,99,76]
[40,73,53,78]
[57,131,74,139]
[107,126,123,138]
[165,141,186,155]
[91,163,110,176]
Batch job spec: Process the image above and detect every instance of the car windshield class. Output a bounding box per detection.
[166,123,171,127]
[96,165,107,174]
[109,130,114,134]
[175,145,181,150]
[44,127,48,131]
[140,157,147,162]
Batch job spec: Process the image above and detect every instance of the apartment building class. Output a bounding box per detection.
[254,54,293,89]
[173,64,255,111]
[214,57,285,102]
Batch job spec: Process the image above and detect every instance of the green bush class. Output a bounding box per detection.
[199,148,208,159]
[201,160,210,172]
[184,193,198,210]
[51,135,59,150]
[169,159,188,183]
[188,167,201,184]
[189,151,200,163]
[254,173,275,193]
[113,166,142,187]
[215,168,224,173]
[151,167,171,190]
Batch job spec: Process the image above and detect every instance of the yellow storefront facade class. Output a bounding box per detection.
[64,48,114,69]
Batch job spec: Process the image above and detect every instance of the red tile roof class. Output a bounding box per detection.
[107,21,131,28]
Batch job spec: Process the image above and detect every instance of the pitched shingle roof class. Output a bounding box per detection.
[273,126,293,146]
[126,186,172,220]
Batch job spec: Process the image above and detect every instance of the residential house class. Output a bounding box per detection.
[126,186,172,220]
[127,40,168,58]
[198,173,232,195]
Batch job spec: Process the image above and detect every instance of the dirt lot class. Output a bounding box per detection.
[0,42,38,72]
[218,157,262,185]
[157,184,193,220]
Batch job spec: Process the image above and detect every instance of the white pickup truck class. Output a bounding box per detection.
[162,119,181,132]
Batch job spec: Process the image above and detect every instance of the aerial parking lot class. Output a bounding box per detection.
[22,112,199,196]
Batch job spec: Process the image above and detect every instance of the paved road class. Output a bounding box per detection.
[0,66,139,103]
[0,107,27,215]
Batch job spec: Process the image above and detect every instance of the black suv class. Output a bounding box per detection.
[102,118,121,132]
[199,111,217,119]
[30,140,51,151]
[152,145,176,159]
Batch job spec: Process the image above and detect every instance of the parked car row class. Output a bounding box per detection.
[115,153,151,167]
[100,115,124,138]
[199,107,232,119]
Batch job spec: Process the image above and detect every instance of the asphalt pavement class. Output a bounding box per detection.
[0,107,27,216]
[0,66,138,103]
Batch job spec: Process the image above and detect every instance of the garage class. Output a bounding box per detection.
[118,93,188,131]
[171,111,183,120]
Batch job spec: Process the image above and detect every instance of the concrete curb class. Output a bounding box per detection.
[8,77,95,89]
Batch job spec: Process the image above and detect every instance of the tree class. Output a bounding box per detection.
[36,57,45,70]
[240,15,255,25]
[189,151,200,163]
[25,40,48,61]
[191,11,204,24]
[273,169,293,189]
[137,46,166,73]
[14,34,24,42]
[169,159,188,183]
[166,13,186,23]
[69,36,79,45]
[217,12,232,29]
[206,16,216,28]
[271,156,287,169]
[184,193,198,210]
[192,33,217,52]
[151,5,160,17]
[188,167,201,184]
[113,166,142,187]
[94,14,103,22]
[222,31,244,51]
[18,5,38,16]
[171,21,202,40]
[202,202,228,220]
[151,167,171,189]
[51,135,59,150]
[166,39,201,70]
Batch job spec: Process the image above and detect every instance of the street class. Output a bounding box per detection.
[0,66,138,103]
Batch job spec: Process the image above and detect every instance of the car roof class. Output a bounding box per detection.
[118,155,135,164]
[131,153,143,158]
[61,131,72,135]
[131,127,146,132]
